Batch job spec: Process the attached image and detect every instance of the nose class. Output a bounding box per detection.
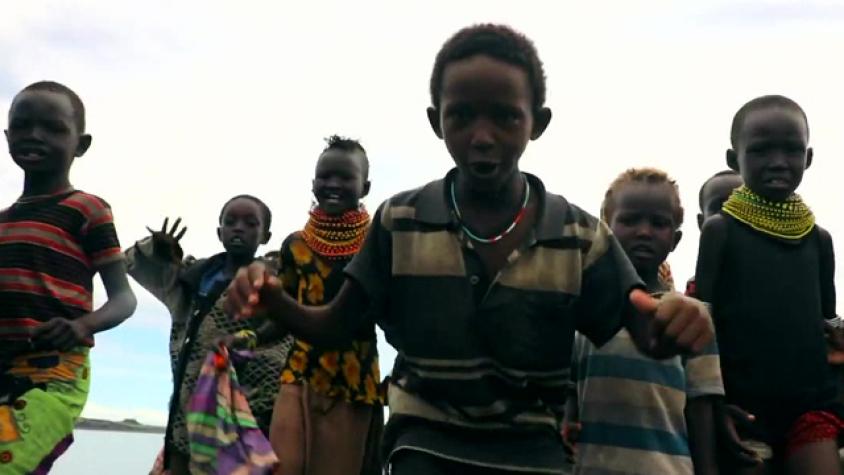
[469,119,495,152]
[768,150,789,169]
[634,222,654,238]
[324,175,343,189]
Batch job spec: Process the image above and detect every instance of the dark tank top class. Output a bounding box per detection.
[713,215,837,416]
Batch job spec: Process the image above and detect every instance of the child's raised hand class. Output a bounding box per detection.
[32,318,94,351]
[629,289,714,357]
[146,217,187,263]
[224,262,280,320]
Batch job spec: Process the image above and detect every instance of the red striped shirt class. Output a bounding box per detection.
[0,190,124,340]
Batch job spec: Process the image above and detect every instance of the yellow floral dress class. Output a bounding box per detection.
[277,232,384,405]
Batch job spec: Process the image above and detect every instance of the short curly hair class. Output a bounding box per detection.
[321,134,369,178]
[601,167,684,228]
[429,24,546,113]
[17,81,86,133]
[730,95,808,149]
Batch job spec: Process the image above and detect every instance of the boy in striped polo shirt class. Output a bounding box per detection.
[565,168,723,475]
[225,25,714,474]
[0,81,137,473]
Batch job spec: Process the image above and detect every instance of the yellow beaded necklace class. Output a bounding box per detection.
[722,185,815,240]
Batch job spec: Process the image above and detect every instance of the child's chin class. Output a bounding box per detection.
[318,204,354,216]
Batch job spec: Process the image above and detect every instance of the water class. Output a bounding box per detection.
[52,430,163,474]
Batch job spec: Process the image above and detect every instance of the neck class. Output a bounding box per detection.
[224,252,254,276]
[455,170,523,212]
[23,172,71,197]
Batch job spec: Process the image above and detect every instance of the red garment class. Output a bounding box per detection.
[785,410,844,457]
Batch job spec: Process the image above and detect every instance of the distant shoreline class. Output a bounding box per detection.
[75,417,165,434]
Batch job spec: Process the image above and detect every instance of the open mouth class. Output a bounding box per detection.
[764,177,791,188]
[228,236,246,247]
[469,162,499,177]
[13,147,48,162]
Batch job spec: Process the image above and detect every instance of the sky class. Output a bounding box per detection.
[3,0,844,427]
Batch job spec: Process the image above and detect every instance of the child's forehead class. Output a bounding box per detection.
[222,198,262,217]
[740,106,807,139]
[316,148,364,169]
[441,55,532,101]
[10,90,75,118]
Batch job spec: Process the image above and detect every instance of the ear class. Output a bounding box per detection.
[262,231,272,245]
[362,180,371,199]
[427,107,443,139]
[75,134,92,158]
[805,147,813,169]
[531,107,552,140]
[672,229,683,251]
[726,149,739,172]
[216,227,223,243]
[697,213,704,231]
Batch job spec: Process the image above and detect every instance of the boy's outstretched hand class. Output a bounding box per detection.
[224,261,282,320]
[629,289,714,357]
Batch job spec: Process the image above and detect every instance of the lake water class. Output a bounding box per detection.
[52,430,162,474]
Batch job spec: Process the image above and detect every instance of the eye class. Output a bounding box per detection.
[446,105,474,123]
[494,107,522,125]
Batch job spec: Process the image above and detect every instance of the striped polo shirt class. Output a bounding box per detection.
[0,190,123,356]
[345,170,642,473]
[571,327,723,475]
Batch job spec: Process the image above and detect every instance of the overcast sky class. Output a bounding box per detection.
[4,0,844,427]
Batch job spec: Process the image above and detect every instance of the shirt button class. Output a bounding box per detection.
[469,275,480,285]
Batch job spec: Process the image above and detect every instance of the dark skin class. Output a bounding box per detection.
[698,105,840,475]
[4,89,136,351]
[312,148,370,216]
[223,54,713,363]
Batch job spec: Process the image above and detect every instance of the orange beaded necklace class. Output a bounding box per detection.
[301,206,371,259]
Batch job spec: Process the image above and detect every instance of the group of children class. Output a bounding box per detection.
[0,21,841,475]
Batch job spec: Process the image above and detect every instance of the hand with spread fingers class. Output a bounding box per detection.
[146,217,188,264]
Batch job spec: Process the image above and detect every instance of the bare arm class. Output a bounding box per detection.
[687,396,719,475]
[34,261,138,350]
[225,262,369,347]
[82,261,138,333]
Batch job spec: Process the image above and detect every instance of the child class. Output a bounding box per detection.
[269,135,383,475]
[565,168,723,475]
[0,81,137,473]
[697,170,743,230]
[225,24,714,475]
[695,95,844,474]
[685,170,743,297]
[126,196,290,474]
